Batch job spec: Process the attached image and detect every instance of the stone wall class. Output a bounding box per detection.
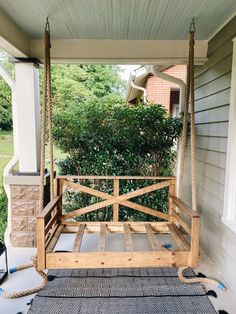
[10,185,39,247]
[5,173,51,247]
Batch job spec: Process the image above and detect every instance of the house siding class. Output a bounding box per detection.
[184,16,236,293]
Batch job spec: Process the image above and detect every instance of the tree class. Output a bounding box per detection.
[0,50,13,131]
[44,64,125,108]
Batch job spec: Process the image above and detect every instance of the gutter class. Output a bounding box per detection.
[130,71,147,104]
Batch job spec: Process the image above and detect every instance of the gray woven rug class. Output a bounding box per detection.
[28,268,217,314]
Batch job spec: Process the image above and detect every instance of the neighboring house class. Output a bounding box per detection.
[126,65,186,116]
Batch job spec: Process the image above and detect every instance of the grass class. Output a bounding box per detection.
[0,131,67,189]
[0,132,13,189]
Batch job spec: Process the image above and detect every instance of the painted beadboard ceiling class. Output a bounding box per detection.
[0,0,236,40]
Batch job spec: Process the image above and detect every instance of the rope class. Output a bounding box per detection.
[178,266,226,291]
[0,18,53,299]
[189,29,197,212]
[177,18,197,211]
[0,258,48,299]
[177,19,227,291]
[177,65,190,200]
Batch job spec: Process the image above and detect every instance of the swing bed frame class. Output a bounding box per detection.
[37,176,200,271]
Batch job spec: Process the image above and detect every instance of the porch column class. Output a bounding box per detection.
[15,61,40,173]
[4,60,51,248]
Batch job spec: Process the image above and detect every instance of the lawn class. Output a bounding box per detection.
[0,131,66,189]
[0,132,13,189]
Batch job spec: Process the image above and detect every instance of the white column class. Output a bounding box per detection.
[15,62,41,173]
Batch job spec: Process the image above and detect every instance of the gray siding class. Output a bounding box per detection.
[184,16,236,292]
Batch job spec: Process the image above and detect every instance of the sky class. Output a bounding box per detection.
[118,65,140,81]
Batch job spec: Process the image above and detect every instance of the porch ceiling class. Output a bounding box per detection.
[1,0,236,40]
[0,0,235,63]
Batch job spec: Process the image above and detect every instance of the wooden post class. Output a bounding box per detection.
[57,178,63,223]
[37,217,46,270]
[113,177,119,222]
[190,216,200,267]
[168,178,176,218]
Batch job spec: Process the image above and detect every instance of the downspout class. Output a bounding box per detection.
[145,65,186,195]
[0,64,18,245]
[145,65,186,113]
[130,72,147,104]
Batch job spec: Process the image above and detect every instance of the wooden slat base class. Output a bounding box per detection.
[37,221,198,270]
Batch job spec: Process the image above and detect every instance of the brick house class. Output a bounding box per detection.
[126,65,186,115]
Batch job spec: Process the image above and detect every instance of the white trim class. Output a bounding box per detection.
[222,37,236,233]
[208,11,236,41]
[30,39,208,65]
[0,9,29,57]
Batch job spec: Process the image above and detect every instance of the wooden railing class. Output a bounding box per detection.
[57,175,175,222]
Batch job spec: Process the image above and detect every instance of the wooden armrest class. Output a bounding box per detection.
[37,195,62,219]
[170,195,199,218]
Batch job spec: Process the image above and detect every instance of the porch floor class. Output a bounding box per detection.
[1,234,236,314]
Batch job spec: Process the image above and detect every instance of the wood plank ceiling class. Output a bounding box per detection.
[0,0,236,40]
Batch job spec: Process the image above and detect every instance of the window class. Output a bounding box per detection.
[222,37,236,233]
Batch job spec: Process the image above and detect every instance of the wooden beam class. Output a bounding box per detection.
[172,212,191,235]
[63,198,115,219]
[123,223,133,251]
[62,221,171,234]
[145,223,162,251]
[120,200,169,220]
[168,223,190,251]
[113,178,119,222]
[73,224,85,252]
[170,195,199,218]
[37,195,62,219]
[46,225,64,253]
[190,217,200,267]
[46,251,190,269]
[0,9,30,57]
[30,39,208,65]
[99,223,106,252]
[58,175,175,180]
[37,218,46,270]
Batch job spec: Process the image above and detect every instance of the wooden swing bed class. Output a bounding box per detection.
[37,18,200,273]
[37,176,200,270]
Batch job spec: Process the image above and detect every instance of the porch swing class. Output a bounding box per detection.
[1,19,226,299]
[35,19,200,272]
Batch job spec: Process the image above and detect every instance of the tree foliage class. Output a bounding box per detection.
[0,50,13,131]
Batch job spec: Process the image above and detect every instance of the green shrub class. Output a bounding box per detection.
[54,101,182,221]
[0,190,8,241]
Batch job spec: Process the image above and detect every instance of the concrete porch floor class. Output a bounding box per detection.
[1,233,236,314]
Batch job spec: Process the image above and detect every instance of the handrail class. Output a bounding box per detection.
[58,175,175,180]
[37,195,62,219]
[170,195,199,218]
